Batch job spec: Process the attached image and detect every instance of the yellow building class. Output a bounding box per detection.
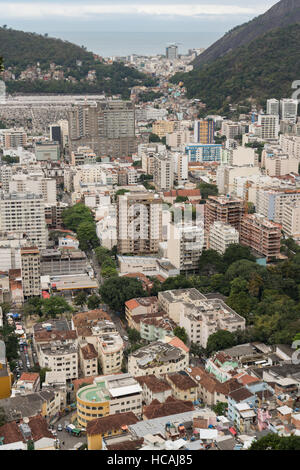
[86,411,139,450]
[77,381,110,428]
[152,121,176,139]
[76,374,143,428]
[0,340,12,399]
[165,372,198,402]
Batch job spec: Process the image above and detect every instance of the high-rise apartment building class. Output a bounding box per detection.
[20,246,41,299]
[152,120,176,139]
[35,142,61,162]
[282,200,300,241]
[0,192,47,249]
[167,222,205,272]
[221,121,241,140]
[205,195,245,233]
[166,45,178,60]
[240,214,281,261]
[69,100,136,158]
[194,119,215,144]
[256,189,300,224]
[280,99,298,124]
[1,128,27,149]
[153,154,174,191]
[117,192,163,254]
[209,221,240,254]
[267,99,279,116]
[9,175,57,204]
[185,143,222,163]
[257,114,279,140]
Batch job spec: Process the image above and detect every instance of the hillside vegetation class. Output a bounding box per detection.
[171,24,300,112]
[0,27,157,97]
[193,0,300,68]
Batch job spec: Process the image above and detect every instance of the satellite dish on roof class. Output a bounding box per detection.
[23,417,29,424]
[187,368,192,373]
[196,376,200,381]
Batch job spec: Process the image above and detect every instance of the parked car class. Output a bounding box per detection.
[57,424,63,431]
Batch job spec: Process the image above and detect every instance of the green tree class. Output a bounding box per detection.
[223,244,255,267]
[77,221,99,251]
[149,133,161,143]
[250,434,300,450]
[0,407,7,427]
[87,294,101,310]
[62,203,94,232]
[99,277,146,313]
[206,330,236,355]
[127,328,141,343]
[198,250,225,276]
[212,402,228,416]
[42,296,72,318]
[175,196,188,203]
[197,183,218,200]
[73,291,88,307]
[24,297,43,317]
[173,326,188,345]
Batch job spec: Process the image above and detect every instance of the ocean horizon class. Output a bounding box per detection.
[45,31,223,57]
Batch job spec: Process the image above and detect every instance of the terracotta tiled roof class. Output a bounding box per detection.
[72,376,96,393]
[125,299,140,310]
[0,421,23,444]
[0,415,53,445]
[167,337,189,353]
[143,396,194,420]
[81,343,97,360]
[135,375,172,393]
[166,372,198,391]
[34,330,77,343]
[234,372,260,386]
[87,412,139,436]
[229,387,254,402]
[106,438,144,451]
[28,415,54,441]
[19,372,39,383]
[72,309,110,327]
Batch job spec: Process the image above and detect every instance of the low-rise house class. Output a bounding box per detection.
[165,372,198,402]
[12,372,40,395]
[205,353,239,383]
[0,388,61,422]
[125,297,159,330]
[135,375,172,405]
[0,415,56,450]
[86,411,140,450]
[143,396,194,420]
[128,338,189,377]
[79,343,98,377]
[140,317,176,341]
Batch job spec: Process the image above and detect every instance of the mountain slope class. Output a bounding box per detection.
[193,0,300,68]
[0,27,96,70]
[171,23,300,112]
[0,27,157,97]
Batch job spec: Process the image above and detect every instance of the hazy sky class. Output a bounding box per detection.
[0,0,279,33]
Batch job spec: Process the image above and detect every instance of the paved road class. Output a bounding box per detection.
[51,416,87,450]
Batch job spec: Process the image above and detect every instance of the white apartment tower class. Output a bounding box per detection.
[209,221,240,254]
[257,114,279,140]
[267,99,279,116]
[153,154,174,191]
[0,192,47,249]
[21,247,41,299]
[280,99,298,123]
[117,192,163,254]
[167,222,205,272]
